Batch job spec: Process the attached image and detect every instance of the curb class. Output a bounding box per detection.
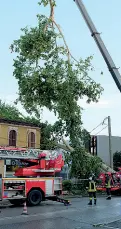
[61,194,107,198]
[93,217,121,228]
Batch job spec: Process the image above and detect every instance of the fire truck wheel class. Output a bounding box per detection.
[27,189,42,206]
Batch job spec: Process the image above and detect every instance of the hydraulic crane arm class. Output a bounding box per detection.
[74,0,121,93]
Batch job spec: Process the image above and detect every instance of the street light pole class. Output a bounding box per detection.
[108,116,113,168]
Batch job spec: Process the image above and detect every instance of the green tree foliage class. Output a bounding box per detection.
[70,148,102,179]
[0,100,23,121]
[62,180,72,192]
[113,151,121,170]
[40,122,57,150]
[11,2,103,146]
[81,129,91,151]
[0,100,41,125]
[10,0,103,177]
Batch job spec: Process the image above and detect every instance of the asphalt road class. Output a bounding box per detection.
[0,197,121,229]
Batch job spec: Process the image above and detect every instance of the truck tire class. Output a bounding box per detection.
[27,189,42,206]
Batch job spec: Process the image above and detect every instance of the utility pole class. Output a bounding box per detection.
[108,116,113,168]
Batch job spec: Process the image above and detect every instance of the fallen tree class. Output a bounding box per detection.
[55,138,115,174]
[10,0,115,177]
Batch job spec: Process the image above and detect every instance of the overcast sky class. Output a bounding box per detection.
[1,0,121,136]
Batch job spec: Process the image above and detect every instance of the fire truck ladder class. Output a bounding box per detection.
[0,147,47,160]
[0,147,61,172]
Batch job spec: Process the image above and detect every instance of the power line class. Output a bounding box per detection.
[82,118,109,148]
[94,125,108,135]
[89,116,108,134]
[89,121,104,134]
[81,117,108,143]
[83,125,108,147]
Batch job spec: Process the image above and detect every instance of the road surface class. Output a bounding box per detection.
[0,197,121,228]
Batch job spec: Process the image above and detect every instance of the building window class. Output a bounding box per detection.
[9,130,17,147]
[28,132,35,148]
[90,135,97,156]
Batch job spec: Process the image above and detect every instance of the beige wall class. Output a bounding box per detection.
[0,123,40,148]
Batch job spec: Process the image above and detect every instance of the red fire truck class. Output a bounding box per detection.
[0,147,70,206]
[96,172,121,195]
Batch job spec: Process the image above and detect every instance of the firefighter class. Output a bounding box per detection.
[88,174,97,205]
[105,173,111,200]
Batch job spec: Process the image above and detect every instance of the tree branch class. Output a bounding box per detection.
[43,0,79,64]
[43,0,99,87]
[55,138,115,173]
[52,20,70,62]
[43,1,98,84]
[54,141,70,152]
[62,138,74,152]
[49,0,54,19]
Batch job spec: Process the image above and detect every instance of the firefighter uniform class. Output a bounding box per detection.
[88,176,97,205]
[105,174,111,200]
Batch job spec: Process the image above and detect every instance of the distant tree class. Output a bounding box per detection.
[0,100,23,121]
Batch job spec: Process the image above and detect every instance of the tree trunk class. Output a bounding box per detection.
[55,139,115,173]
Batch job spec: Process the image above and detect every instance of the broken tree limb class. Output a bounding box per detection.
[55,139,115,173]
[62,138,74,152]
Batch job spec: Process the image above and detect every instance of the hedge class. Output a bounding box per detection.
[62,179,88,193]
